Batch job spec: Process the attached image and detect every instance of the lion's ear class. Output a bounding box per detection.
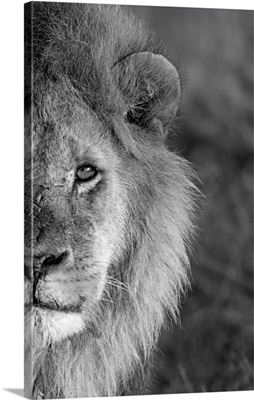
[113,51,181,133]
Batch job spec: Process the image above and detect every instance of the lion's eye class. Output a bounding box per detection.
[76,165,98,182]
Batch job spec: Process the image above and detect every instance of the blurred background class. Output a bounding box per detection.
[130,5,253,394]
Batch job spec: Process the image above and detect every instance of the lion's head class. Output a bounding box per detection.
[25,3,197,399]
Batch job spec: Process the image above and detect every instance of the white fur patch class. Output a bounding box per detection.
[33,308,85,346]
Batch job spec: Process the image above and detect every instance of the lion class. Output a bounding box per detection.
[24,3,198,399]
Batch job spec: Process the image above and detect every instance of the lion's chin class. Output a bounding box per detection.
[25,307,85,348]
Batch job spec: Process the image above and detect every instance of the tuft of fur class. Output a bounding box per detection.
[25,3,199,399]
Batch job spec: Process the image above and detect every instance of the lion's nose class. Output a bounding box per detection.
[32,250,69,304]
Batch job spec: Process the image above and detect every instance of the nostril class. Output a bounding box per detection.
[42,255,56,266]
[42,251,68,267]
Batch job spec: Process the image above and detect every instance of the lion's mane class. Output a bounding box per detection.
[25,3,198,398]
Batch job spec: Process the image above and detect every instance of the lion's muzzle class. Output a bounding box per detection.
[25,243,106,313]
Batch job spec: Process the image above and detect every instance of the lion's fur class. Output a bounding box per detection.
[25,3,198,399]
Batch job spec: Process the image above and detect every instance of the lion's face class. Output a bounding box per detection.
[25,99,129,345]
[24,44,183,351]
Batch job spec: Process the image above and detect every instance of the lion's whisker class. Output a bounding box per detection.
[107,277,129,291]
[106,281,129,293]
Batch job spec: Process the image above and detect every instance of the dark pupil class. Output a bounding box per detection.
[77,166,95,181]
